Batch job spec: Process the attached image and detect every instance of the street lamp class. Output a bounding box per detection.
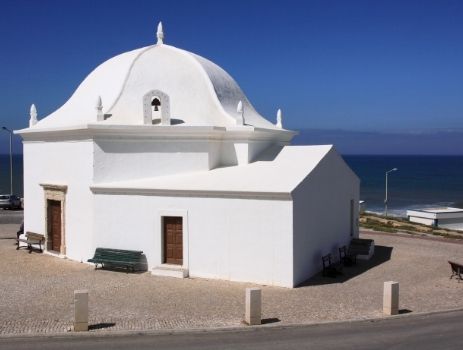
[1,126,13,195]
[384,168,398,217]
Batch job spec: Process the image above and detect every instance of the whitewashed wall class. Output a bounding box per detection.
[22,138,358,288]
[438,219,463,231]
[92,194,294,287]
[93,139,214,183]
[408,216,435,226]
[92,138,275,183]
[291,148,360,286]
[23,141,94,261]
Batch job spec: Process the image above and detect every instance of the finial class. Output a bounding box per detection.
[276,109,283,128]
[237,101,243,114]
[236,101,244,125]
[156,21,164,45]
[96,96,104,121]
[29,104,38,127]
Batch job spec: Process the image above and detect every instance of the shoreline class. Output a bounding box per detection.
[360,212,463,238]
[363,200,463,218]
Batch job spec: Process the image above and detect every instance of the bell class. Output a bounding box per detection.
[152,98,161,111]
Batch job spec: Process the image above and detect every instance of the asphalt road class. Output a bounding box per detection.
[0,209,23,224]
[1,310,463,350]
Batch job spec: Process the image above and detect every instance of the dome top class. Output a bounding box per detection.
[31,24,284,131]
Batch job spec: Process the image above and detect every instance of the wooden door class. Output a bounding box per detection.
[48,200,62,252]
[163,217,183,265]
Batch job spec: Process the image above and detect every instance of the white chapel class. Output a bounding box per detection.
[16,23,360,287]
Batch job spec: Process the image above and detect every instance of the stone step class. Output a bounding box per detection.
[151,264,189,279]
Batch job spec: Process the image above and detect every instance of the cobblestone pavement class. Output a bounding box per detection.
[1,223,463,336]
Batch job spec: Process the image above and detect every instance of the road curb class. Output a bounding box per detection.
[2,307,463,340]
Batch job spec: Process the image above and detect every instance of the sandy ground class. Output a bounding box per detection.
[1,222,463,335]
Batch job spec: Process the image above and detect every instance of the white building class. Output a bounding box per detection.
[16,23,359,287]
[407,207,463,231]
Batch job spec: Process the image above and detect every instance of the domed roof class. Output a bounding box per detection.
[32,24,282,131]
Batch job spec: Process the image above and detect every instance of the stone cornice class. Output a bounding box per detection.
[15,124,297,143]
[40,183,68,192]
[90,185,292,201]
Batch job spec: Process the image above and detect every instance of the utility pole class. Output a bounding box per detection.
[1,127,13,194]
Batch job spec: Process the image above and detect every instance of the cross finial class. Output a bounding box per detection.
[157,21,164,45]
[29,104,38,127]
[276,109,283,128]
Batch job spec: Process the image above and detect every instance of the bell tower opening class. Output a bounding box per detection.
[151,97,161,111]
[143,89,170,125]
[151,97,162,123]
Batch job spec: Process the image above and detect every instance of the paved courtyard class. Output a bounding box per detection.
[1,222,463,335]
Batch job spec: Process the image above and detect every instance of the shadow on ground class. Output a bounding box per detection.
[89,323,116,330]
[91,266,148,274]
[262,318,281,324]
[399,309,413,314]
[298,245,393,287]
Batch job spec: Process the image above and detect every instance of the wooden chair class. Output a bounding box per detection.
[322,253,342,277]
[339,245,357,266]
[448,261,463,282]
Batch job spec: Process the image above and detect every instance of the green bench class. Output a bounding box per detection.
[88,248,143,272]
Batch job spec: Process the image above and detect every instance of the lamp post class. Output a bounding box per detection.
[384,168,398,217]
[1,127,13,195]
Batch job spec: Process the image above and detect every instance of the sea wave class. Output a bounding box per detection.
[365,201,460,218]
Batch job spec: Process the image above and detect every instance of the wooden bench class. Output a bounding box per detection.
[88,248,144,272]
[448,261,463,282]
[339,245,357,266]
[350,238,374,251]
[349,238,374,259]
[322,253,343,277]
[16,232,44,253]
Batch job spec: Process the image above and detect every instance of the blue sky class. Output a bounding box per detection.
[0,0,462,154]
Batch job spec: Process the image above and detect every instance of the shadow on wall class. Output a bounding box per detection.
[137,254,149,272]
[254,145,283,162]
[152,118,185,125]
[297,245,393,287]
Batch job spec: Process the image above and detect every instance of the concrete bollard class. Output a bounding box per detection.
[245,288,261,325]
[74,290,89,331]
[383,281,399,315]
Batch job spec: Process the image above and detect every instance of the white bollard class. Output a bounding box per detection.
[74,290,89,331]
[383,281,399,315]
[245,288,262,325]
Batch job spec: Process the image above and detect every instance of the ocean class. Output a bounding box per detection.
[0,154,23,196]
[343,155,463,216]
[1,154,462,217]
